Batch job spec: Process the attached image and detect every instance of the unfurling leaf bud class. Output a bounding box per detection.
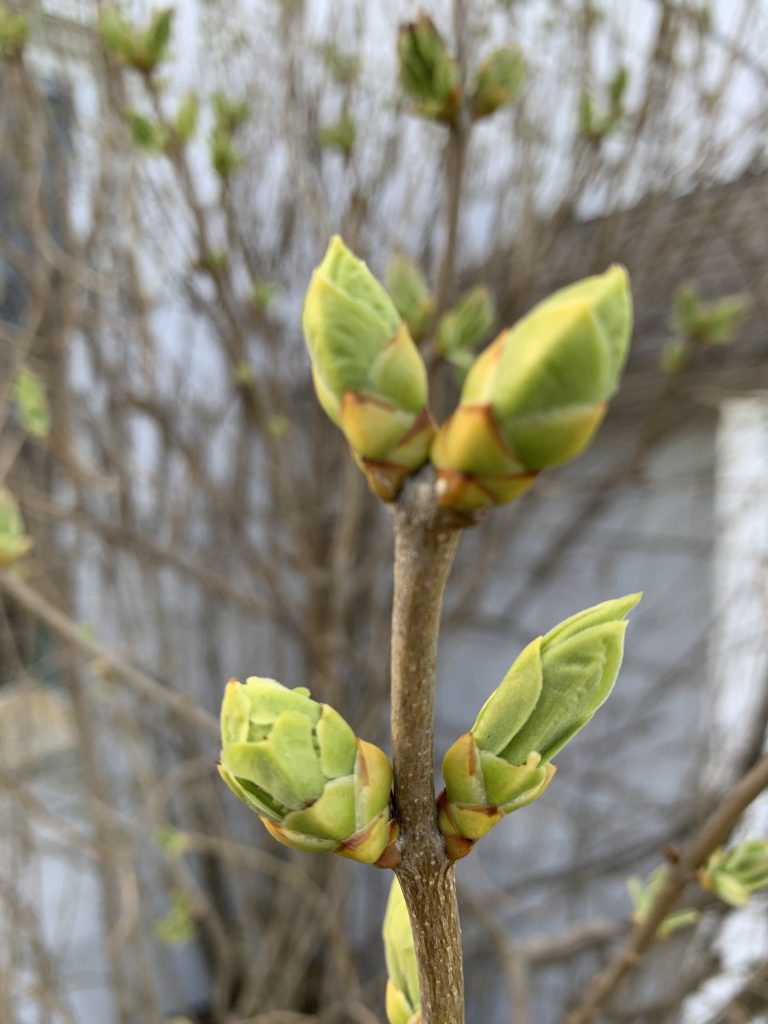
[439,594,640,859]
[0,9,29,59]
[383,879,421,1024]
[435,286,496,369]
[99,6,174,75]
[699,840,768,908]
[303,236,436,500]
[397,14,460,123]
[431,265,632,510]
[174,92,200,141]
[386,254,434,343]
[14,366,50,438]
[470,46,525,119]
[628,867,699,938]
[125,111,167,153]
[317,114,356,157]
[219,678,399,866]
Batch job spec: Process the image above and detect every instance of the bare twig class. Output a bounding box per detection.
[0,569,218,737]
[567,754,768,1024]
[389,468,474,1024]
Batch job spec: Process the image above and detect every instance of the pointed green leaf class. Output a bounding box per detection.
[472,638,543,755]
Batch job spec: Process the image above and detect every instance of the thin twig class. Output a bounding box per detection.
[0,569,218,737]
[389,467,472,1024]
[567,754,768,1024]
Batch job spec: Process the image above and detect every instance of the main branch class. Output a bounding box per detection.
[389,469,468,1023]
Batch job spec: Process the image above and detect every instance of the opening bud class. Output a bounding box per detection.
[303,236,436,500]
[219,677,398,866]
[432,266,632,510]
[383,878,421,1024]
[439,595,640,858]
[397,14,460,123]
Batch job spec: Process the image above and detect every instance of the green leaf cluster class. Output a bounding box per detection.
[218,677,396,864]
[0,7,28,59]
[397,14,459,122]
[627,867,700,939]
[210,93,249,181]
[99,6,174,75]
[14,366,50,438]
[385,254,434,342]
[318,113,356,157]
[173,92,199,141]
[323,44,360,85]
[471,46,525,119]
[700,840,768,907]
[436,286,496,372]
[154,891,196,947]
[579,67,629,141]
[661,285,748,373]
[125,111,167,153]
[0,489,33,566]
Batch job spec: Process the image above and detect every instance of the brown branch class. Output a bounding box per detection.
[0,569,218,737]
[389,467,473,1024]
[433,0,470,319]
[567,754,768,1024]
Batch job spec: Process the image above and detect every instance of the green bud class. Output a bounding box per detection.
[673,285,747,346]
[435,286,496,364]
[250,279,276,310]
[212,93,250,133]
[470,46,525,119]
[323,44,360,85]
[14,366,50,438]
[219,677,399,866]
[439,595,640,858]
[303,236,436,500]
[397,14,460,123]
[125,112,167,153]
[628,867,699,938]
[174,92,200,141]
[700,840,768,907]
[99,6,174,74]
[383,879,420,1024]
[431,265,632,510]
[386,254,434,343]
[318,114,356,157]
[0,489,33,566]
[210,126,242,180]
[155,891,196,947]
[98,9,135,61]
[0,9,28,59]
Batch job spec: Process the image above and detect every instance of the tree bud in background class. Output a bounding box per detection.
[431,265,632,510]
[219,677,399,866]
[0,490,33,566]
[397,14,460,123]
[386,254,435,343]
[439,595,640,859]
[435,285,496,372]
[303,236,436,501]
[470,46,525,119]
[383,878,421,1024]
[699,840,768,907]
[98,6,174,76]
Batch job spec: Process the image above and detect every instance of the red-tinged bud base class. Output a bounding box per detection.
[437,789,500,861]
[353,407,437,501]
[435,467,537,511]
